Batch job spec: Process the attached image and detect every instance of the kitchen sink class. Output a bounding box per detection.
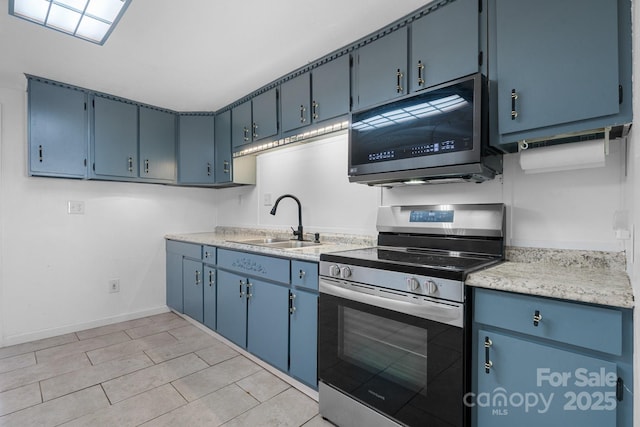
[227,238,322,249]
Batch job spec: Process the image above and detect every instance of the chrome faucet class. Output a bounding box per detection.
[270,194,304,241]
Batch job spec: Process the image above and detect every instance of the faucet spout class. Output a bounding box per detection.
[270,194,304,240]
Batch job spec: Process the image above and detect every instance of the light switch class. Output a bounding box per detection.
[67,200,85,215]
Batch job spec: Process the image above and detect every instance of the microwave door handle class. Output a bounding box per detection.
[320,279,462,327]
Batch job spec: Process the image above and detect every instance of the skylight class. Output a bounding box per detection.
[9,0,131,45]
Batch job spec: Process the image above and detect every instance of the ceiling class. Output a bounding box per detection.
[1,0,430,111]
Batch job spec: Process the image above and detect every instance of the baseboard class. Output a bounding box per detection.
[1,306,170,347]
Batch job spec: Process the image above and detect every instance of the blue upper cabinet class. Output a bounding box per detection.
[92,95,138,179]
[139,107,176,183]
[231,100,252,149]
[490,0,631,149]
[28,79,88,178]
[354,27,408,110]
[410,0,479,93]
[281,73,311,134]
[178,114,215,185]
[252,88,278,142]
[311,55,350,123]
[214,110,232,184]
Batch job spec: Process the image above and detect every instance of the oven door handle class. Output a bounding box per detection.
[320,279,463,328]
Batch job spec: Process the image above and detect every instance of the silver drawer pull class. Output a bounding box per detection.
[533,310,542,327]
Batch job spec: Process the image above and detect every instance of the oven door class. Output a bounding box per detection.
[318,278,468,427]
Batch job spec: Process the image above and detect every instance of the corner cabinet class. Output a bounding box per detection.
[28,78,88,178]
[490,0,632,148]
[177,114,215,185]
[232,88,279,150]
[472,288,633,427]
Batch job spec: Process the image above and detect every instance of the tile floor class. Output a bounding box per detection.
[0,312,332,426]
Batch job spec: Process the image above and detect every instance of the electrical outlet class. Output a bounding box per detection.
[67,200,85,215]
[108,279,120,293]
[264,193,272,206]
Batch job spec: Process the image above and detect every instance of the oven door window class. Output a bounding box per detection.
[319,293,465,427]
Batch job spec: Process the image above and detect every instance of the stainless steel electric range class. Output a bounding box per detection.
[318,204,505,427]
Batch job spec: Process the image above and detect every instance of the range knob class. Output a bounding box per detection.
[406,277,420,292]
[328,264,341,277]
[340,266,352,279]
[426,280,438,295]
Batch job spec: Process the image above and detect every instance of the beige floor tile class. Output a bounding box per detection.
[166,324,211,341]
[61,384,186,427]
[220,388,318,427]
[0,333,78,360]
[0,353,36,375]
[0,382,41,416]
[0,353,90,393]
[35,331,131,364]
[76,312,180,340]
[125,318,189,340]
[0,385,109,427]
[236,370,290,402]
[141,384,259,427]
[144,334,221,364]
[172,355,262,402]
[86,332,177,365]
[41,352,154,401]
[195,341,239,366]
[302,414,334,426]
[102,353,208,403]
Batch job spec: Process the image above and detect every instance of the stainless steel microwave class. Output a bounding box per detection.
[348,73,502,186]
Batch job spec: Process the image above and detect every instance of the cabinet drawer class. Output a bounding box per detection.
[166,240,201,259]
[474,288,622,355]
[291,260,318,291]
[217,249,290,284]
[202,245,216,264]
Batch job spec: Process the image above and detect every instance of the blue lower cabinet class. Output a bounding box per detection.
[476,329,617,426]
[289,288,318,387]
[165,251,183,312]
[203,266,216,331]
[247,279,290,372]
[182,258,203,323]
[217,270,248,347]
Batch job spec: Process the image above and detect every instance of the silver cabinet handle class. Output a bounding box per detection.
[511,89,519,120]
[239,279,245,298]
[533,310,543,326]
[484,337,493,373]
[127,157,133,172]
[299,269,305,280]
[38,145,44,162]
[208,270,214,286]
[300,105,306,123]
[396,68,404,93]
[312,101,319,120]
[195,270,201,285]
[246,281,253,299]
[207,162,211,176]
[417,60,425,87]
[243,126,249,141]
[144,159,150,174]
[252,122,258,139]
[289,292,296,314]
[223,160,230,174]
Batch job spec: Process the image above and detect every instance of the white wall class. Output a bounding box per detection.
[0,84,219,346]
[217,132,628,252]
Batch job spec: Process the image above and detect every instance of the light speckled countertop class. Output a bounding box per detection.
[166,228,634,309]
[165,227,375,262]
[467,248,634,308]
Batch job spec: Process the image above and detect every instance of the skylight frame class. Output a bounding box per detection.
[8,0,132,45]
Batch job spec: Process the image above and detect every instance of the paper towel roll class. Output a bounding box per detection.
[519,139,606,174]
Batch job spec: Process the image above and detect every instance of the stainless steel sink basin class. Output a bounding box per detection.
[228,238,322,249]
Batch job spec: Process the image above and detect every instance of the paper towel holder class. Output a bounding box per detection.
[517,126,612,155]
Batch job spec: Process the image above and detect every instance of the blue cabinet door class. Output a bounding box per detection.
[217,270,248,348]
[247,279,289,373]
[28,79,88,178]
[289,289,318,388]
[355,27,408,110]
[139,107,176,182]
[182,258,204,323]
[165,252,183,312]
[493,0,619,141]
[203,265,216,331]
[214,110,232,183]
[476,329,617,427]
[232,101,252,149]
[252,88,278,141]
[178,114,215,184]
[281,73,311,133]
[92,96,138,178]
[312,55,350,123]
[410,0,478,93]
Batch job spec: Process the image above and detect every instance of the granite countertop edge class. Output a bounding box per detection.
[165,229,634,309]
